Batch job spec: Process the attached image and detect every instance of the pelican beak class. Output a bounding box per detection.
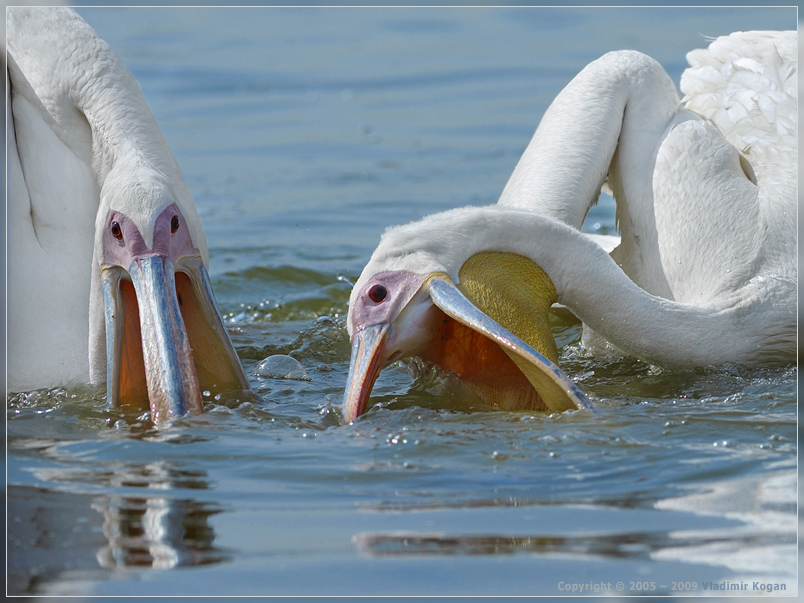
[102,254,249,424]
[427,275,594,414]
[342,323,391,424]
[341,252,596,422]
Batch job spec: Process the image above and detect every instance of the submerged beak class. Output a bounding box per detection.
[341,252,596,422]
[102,254,249,425]
[342,323,391,424]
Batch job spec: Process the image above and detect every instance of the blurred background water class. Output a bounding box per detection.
[6,5,797,597]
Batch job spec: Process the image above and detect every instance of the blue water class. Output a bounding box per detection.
[7,6,797,597]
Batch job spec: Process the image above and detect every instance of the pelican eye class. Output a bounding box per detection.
[171,215,180,234]
[111,221,123,241]
[368,284,388,303]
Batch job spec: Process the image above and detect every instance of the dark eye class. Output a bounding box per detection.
[111,221,123,241]
[171,215,180,234]
[368,284,388,303]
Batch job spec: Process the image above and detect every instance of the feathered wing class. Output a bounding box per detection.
[681,30,797,169]
[7,52,99,389]
[680,31,797,273]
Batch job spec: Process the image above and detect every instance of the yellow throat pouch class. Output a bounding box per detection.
[457,251,559,364]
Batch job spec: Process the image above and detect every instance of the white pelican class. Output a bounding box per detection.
[343,30,797,423]
[7,7,250,423]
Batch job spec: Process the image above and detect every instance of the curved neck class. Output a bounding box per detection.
[464,210,735,366]
[378,206,793,367]
[497,50,680,230]
[9,7,180,189]
[481,209,795,367]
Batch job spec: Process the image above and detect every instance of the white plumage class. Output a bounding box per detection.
[7,7,249,422]
[343,31,796,420]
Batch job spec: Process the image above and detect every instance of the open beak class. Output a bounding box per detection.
[341,265,596,423]
[426,276,595,414]
[102,254,249,424]
[342,323,391,424]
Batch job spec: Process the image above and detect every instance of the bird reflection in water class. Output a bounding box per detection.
[354,531,666,558]
[352,530,757,561]
[88,461,228,570]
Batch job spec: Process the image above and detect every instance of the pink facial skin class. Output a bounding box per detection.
[101,202,199,270]
[100,202,206,423]
[343,271,444,422]
[349,271,429,335]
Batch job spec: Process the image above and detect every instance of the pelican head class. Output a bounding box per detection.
[7,7,253,426]
[91,152,248,424]
[343,211,593,423]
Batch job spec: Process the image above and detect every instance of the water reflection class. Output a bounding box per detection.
[10,459,229,593]
[8,486,106,594]
[83,461,228,571]
[34,458,212,491]
[355,530,673,558]
[93,493,225,570]
[353,468,797,594]
[354,528,793,560]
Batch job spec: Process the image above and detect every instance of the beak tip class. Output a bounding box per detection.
[341,397,363,425]
[341,323,390,425]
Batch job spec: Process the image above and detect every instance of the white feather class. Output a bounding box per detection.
[7,7,209,391]
[351,31,796,368]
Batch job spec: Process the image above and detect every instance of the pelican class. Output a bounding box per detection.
[7,7,250,423]
[343,30,796,423]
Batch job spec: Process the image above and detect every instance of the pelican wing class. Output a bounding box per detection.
[7,51,99,389]
[681,30,797,169]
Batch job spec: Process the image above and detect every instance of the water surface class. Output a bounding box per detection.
[7,6,797,597]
